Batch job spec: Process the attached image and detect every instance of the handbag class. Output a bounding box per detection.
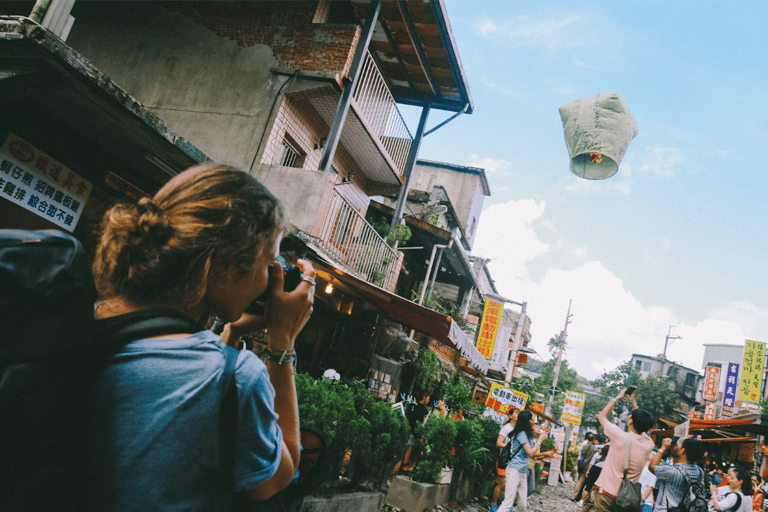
[612,437,642,512]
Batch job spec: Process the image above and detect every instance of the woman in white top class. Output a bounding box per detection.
[709,466,753,512]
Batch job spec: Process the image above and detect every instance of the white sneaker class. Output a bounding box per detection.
[577,500,583,506]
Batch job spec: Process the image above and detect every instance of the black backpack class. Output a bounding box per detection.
[0,229,205,511]
[667,465,709,512]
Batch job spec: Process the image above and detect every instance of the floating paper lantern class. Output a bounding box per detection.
[559,91,639,180]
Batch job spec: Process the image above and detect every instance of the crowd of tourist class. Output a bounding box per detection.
[487,388,768,512]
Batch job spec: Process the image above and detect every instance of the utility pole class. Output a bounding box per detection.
[660,325,682,377]
[546,299,573,417]
[504,301,527,386]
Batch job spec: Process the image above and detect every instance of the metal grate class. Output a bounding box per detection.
[277,140,301,168]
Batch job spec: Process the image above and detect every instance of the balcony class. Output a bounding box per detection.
[314,188,399,289]
[296,51,413,187]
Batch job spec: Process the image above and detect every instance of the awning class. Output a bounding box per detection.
[314,259,489,374]
[650,414,768,439]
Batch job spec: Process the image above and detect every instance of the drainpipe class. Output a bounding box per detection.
[417,239,453,306]
[425,239,453,304]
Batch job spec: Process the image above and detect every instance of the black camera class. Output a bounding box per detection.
[245,263,303,314]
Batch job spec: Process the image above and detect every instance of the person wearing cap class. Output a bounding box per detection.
[592,388,655,512]
[649,436,705,512]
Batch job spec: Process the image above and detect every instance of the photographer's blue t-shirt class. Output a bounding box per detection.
[87,330,282,511]
[508,431,533,472]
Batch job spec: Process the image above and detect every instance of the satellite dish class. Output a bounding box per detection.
[559,91,639,180]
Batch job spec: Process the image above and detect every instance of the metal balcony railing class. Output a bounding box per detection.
[316,188,398,289]
[354,51,413,176]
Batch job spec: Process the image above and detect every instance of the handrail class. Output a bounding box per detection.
[315,188,398,289]
[354,51,413,177]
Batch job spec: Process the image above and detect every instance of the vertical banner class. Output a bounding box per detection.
[702,365,721,401]
[484,382,528,413]
[562,390,586,425]
[738,340,766,403]
[722,362,740,417]
[705,402,716,420]
[0,133,91,232]
[475,297,503,359]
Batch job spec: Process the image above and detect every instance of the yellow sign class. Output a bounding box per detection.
[485,382,528,413]
[476,297,503,359]
[562,390,586,425]
[0,133,91,232]
[738,339,766,403]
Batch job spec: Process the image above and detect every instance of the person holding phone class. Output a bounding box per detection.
[592,388,656,512]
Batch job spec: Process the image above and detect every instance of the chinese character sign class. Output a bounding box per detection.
[722,362,740,417]
[475,298,503,360]
[562,391,586,425]
[485,382,528,413]
[704,402,716,420]
[0,133,91,232]
[738,340,766,403]
[702,365,721,401]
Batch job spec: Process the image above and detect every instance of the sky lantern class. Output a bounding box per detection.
[559,91,639,180]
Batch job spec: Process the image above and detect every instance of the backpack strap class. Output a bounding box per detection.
[218,345,238,494]
[95,307,202,346]
[623,436,632,478]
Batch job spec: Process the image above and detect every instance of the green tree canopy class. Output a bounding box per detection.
[536,357,582,416]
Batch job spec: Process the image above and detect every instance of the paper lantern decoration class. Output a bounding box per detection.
[559,91,639,180]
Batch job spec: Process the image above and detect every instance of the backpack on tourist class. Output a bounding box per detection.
[667,465,709,512]
[0,229,212,511]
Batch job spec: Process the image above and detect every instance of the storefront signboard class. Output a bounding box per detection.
[702,365,721,401]
[484,382,528,413]
[704,402,716,420]
[738,340,766,403]
[0,133,91,232]
[562,390,586,426]
[722,362,740,417]
[475,297,503,359]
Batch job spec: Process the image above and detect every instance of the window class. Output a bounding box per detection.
[642,361,651,372]
[277,139,302,168]
[667,366,678,378]
[635,360,642,369]
[685,373,696,387]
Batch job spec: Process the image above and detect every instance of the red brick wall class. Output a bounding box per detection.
[169,1,359,76]
[428,338,460,365]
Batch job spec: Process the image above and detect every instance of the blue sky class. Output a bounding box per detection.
[404,1,768,380]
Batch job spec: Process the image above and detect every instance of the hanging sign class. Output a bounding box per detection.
[562,391,586,426]
[722,362,740,417]
[475,297,503,359]
[484,382,528,413]
[702,365,721,401]
[0,133,91,232]
[704,402,716,420]
[738,340,765,403]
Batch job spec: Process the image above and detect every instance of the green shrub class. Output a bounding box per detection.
[295,374,409,485]
[411,415,456,483]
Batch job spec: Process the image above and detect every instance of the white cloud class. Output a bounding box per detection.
[637,146,687,176]
[467,153,513,175]
[471,199,768,381]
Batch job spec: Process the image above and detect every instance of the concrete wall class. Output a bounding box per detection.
[66,2,357,171]
[254,164,335,235]
[411,162,487,248]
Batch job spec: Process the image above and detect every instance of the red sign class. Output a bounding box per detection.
[703,365,720,401]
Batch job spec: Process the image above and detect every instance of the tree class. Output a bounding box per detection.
[593,360,680,425]
[536,358,582,416]
[547,332,567,357]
